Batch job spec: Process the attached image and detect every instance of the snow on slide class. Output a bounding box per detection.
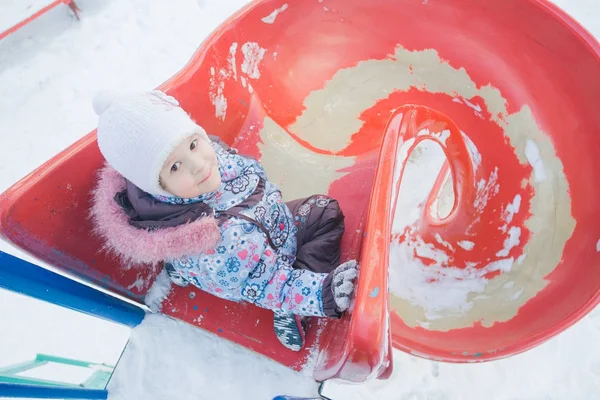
[0,0,64,33]
[107,314,319,400]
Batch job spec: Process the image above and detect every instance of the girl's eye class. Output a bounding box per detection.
[190,139,198,150]
[171,162,181,172]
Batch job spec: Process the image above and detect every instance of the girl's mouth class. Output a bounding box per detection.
[198,168,212,184]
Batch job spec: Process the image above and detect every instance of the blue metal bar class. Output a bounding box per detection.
[0,251,145,327]
[0,383,107,399]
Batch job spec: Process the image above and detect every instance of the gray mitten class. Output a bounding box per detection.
[331,260,359,312]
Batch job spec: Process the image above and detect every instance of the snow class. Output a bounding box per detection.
[417,128,451,145]
[0,0,248,196]
[390,231,517,321]
[261,4,289,24]
[525,139,548,182]
[0,0,599,399]
[457,240,475,251]
[18,363,95,385]
[209,71,228,121]
[144,268,172,313]
[501,194,522,232]
[0,0,58,33]
[495,226,521,257]
[228,42,239,80]
[107,314,318,400]
[324,307,600,399]
[388,142,520,321]
[241,42,266,79]
[474,168,500,211]
[461,130,482,170]
[0,289,129,370]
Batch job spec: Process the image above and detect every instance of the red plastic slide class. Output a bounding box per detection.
[1,0,600,383]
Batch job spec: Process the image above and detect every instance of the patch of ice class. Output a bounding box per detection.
[435,233,454,250]
[464,98,483,117]
[228,42,238,80]
[417,128,451,145]
[457,240,475,251]
[413,234,450,264]
[241,42,266,79]
[209,77,227,121]
[127,275,146,291]
[261,3,288,24]
[496,226,521,257]
[461,131,482,171]
[435,130,451,145]
[525,139,547,182]
[144,269,172,313]
[214,86,227,119]
[390,233,516,321]
[474,167,499,211]
[452,97,482,117]
[511,288,525,301]
[501,194,522,232]
[300,318,327,377]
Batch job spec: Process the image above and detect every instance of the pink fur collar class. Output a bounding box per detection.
[89,164,221,266]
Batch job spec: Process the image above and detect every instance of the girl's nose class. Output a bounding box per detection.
[189,158,204,175]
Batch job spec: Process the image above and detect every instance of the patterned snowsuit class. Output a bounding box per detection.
[160,142,343,317]
[96,138,345,318]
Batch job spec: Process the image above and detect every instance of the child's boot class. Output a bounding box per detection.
[274,312,306,351]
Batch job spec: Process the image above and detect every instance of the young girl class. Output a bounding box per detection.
[90,90,358,351]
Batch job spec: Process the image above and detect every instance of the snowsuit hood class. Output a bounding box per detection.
[90,164,221,266]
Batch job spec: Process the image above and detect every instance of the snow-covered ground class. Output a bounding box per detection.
[0,0,599,399]
[108,314,320,400]
[0,0,58,33]
[0,289,130,371]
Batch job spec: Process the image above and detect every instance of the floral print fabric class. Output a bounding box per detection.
[159,142,328,317]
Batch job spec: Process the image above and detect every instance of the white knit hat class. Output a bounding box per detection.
[93,90,209,197]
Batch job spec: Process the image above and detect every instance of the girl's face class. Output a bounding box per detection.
[159,134,221,198]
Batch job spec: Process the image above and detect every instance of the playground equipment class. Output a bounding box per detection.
[1,0,600,397]
[0,251,143,399]
[0,0,79,41]
[0,353,114,389]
